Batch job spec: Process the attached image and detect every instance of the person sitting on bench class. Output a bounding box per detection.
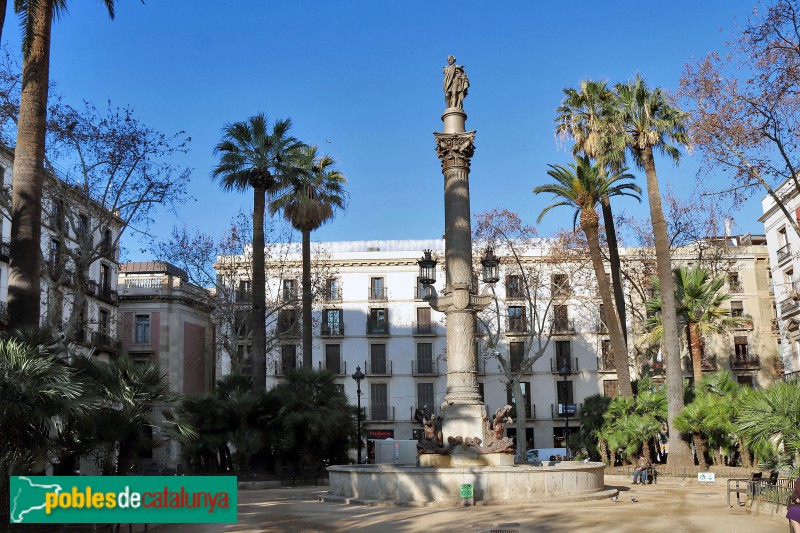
[632,454,651,485]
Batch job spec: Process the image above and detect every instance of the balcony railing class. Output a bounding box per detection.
[506,289,525,300]
[505,317,528,335]
[367,404,394,421]
[686,356,717,371]
[274,360,299,376]
[412,321,437,336]
[281,288,298,303]
[415,285,435,300]
[552,318,575,335]
[91,331,121,354]
[235,289,252,303]
[96,286,118,304]
[323,288,342,303]
[366,360,392,376]
[277,323,300,337]
[321,323,345,337]
[368,287,388,301]
[366,320,390,336]
[732,313,754,330]
[783,370,800,383]
[730,353,760,370]
[319,358,346,376]
[597,357,616,373]
[550,357,579,374]
[728,281,744,293]
[778,243,793,264]
[99,243,117,260]
[411,360,437,375]
[781,298,800,316]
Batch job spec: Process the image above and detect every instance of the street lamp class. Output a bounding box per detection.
[559,364,572,458]
[481,247,500,284]
[352,365,366,464]
[417,249,438,286]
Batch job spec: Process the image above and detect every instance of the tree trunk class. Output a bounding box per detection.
[0,0,7,47]
[600,193,628,345]
[740,440,752,468]
[301,228,312,368]
[599,438,609,464]
[641,438,651,460]
[642,145,693,467]
[512,377,527,463]
[688,322,704,385]
[692,431,708,469]
[251,185,267,390]
[8,0,53,329]
[580,208,633,396]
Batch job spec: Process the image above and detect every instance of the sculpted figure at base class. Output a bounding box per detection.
[443,55,469,109]
[465,405,516,455]
[414,406,462,455]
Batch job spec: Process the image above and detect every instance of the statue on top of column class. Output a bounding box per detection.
[443,55,469,109]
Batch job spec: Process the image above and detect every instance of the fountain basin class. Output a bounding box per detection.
[325,462,610,506]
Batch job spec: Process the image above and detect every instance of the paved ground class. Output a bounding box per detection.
[155,475,789,533]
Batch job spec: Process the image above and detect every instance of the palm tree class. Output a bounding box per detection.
[674,398,710,469]
[212,114,304,390]
[602,74,693,467]
[8,1,117,329]
[644,266,748,384]
[556,79,629,344]
[268,367,356,469]
[535,155,640,396]
[270,145,347,368]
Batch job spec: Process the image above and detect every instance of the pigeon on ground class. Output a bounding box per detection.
[630,496,638,502]
[611,496,618,502]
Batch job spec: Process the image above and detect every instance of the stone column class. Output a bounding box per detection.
[429,107,492,444]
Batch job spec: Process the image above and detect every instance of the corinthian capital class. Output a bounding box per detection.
[434,131,476,170]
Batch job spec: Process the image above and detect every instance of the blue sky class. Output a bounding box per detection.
[3,1,763,259]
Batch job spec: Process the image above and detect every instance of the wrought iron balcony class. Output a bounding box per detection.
[551,402,581,418]
[99,242,117,260]
[281,288,298,303]
[319,358,346,376]
[783,370,800,383]
[367,404,394,421]
[91,331,121,354]
[730,353,760,371]
[323,288,342,303]
[732,313,754,330]
[506,288,525,300]
[781,298,800,316]
[411,359,437,375]
[368,287,388,301]
[274,360,299,376]
[412,321,437,336]
[96,286,118,304]
[321,323,345,337]
[552,318,576,335]
[365,360,392,376]
[686,355,717,371]
[597,356,616,373]
[550,357,578,374]
[277,323,300,338]
[235,289,252,303]
[728,281,744,293]
[777,243,793,264]
[505,317,528,335]
[366,319,390,336]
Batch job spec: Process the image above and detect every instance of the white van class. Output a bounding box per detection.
[526,448,568,463]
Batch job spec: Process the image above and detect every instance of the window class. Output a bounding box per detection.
[556,379,574,406]
[416,277,429,300]
[730,301,744,318]
[367,308,388,334]
[49,239,60,269]
[734,336,749,359]
[52,200,65,231]
[370,383,388,420]
[370,343,387,374]
[236,344,252,374]
[237,280,251,302]
[277,309,299,335]
[282,279,297,301]
[415,307,433,334]
[603,380,618,397]
[370,277,386,300]
[99,309,110,336]
[100,264,111,292]
[325,278,341,301]
[416,342,433,374]
[728,272,742,292]
[598,304,608,333]
[737,375,754,387]
[510,341,525,372]
[477,382,485,403]
[506,275,523,298]
[134,314,150,344]
[553,304,569,331]
[506,381,531,418]
[601,339,615,371]
[507,306,527,332]
[551,273,569,297]
[235,310,250,338]
[555,340,571,371]
[325,344,341,374]
[281,345,297,373]
[417,383,434,409]
[77,214,90,241]
[322,309,343,335]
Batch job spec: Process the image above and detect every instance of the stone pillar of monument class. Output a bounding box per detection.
[428,104,493,450]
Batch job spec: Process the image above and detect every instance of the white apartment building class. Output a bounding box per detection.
[0,144,123,358]
[760,181,800,377]
[219,237,779,455]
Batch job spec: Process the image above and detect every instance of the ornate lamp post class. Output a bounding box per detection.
[418,249,438,288]
[481,247,500,284]
[559,364,572,457]
[352,365,366,464]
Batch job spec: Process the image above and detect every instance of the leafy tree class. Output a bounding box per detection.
[270,145,347,368]
[603,74,693,467]
[535,154,640,396]
[268,367,356,469]
[212,114,304,390]
[8,0,120,329]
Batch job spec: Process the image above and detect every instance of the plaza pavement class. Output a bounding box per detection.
[155,475,788,533]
